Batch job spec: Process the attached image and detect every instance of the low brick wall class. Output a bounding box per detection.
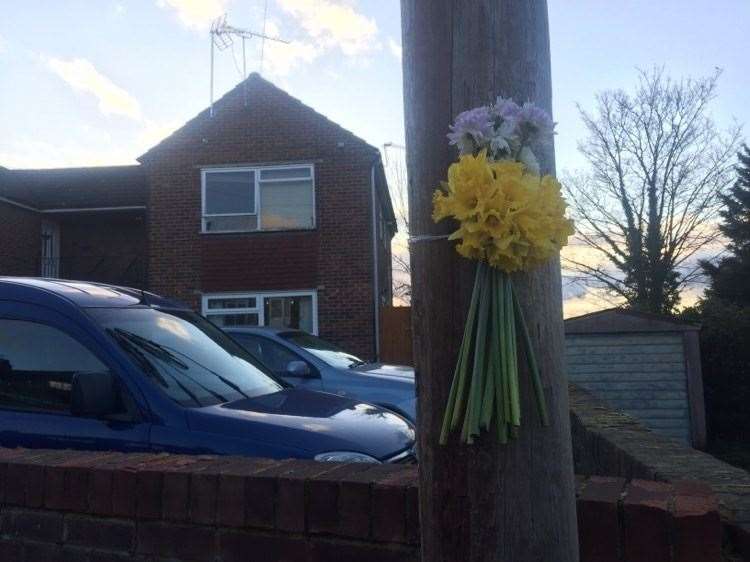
[576,476,721,562]
[570,383,750,559]
[0,446,723,562]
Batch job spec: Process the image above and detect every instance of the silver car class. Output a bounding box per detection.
[225,328,416,422]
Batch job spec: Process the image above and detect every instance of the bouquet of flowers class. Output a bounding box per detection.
[433,98,574,445]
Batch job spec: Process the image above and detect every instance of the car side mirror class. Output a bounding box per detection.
[286,360,312,378]
[71,371,121,419]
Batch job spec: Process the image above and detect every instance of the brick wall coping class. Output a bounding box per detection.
[570,383,750,556]
[0,446,724,561]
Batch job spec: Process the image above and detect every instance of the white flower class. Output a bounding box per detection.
[519,146,540,175]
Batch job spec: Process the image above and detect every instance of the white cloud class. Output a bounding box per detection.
[276,0,379,56]
[388,37,402,60]
[46,57,142,121]
[260,19,321,77]
[157,0,229,31]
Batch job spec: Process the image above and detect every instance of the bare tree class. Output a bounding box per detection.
[564,68,742,313]
[383,142,411,302]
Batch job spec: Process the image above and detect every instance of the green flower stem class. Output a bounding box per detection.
[491,270,509,443]
[439,261,551,445]
[465,262,490,442]
[480,271,499,430]
[505,274,521,427]
[511,282,550,427]
[439,262,483,444]
[451,269,482,431]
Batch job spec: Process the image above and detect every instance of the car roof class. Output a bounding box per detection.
[224,326,305,337]
[0,277,187,309]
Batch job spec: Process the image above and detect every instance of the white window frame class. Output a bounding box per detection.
[201,164,316,234]
[202,290,319,334]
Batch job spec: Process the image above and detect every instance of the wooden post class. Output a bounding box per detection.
[401,2,580,560]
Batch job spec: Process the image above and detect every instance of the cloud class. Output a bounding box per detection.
[157,0,229,30]
[46,57,142,121]
[563,285,621,319]
[388,38,402,60]
[260,19,321,76]
[276,0,379,56]
[0,117,182,169]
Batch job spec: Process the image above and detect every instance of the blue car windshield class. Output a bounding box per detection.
[281,332,366,369]
[89,307,282,408]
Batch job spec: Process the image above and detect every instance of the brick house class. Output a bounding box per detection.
[0,74,396,359]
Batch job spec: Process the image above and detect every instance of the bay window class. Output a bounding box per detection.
[202,291,317,334]
[202,164,314,233]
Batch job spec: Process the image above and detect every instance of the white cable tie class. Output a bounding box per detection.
[407,234,451,245]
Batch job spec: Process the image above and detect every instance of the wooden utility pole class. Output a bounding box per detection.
[401,2,579,561]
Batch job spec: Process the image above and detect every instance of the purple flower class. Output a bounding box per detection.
[492,96,521,126]
[516,102,555,145]
[447,106,494,154]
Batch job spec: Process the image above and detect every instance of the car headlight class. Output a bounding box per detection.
[314,451,381,463]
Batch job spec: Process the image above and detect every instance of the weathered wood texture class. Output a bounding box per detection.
[401,1,579,561]
[566,334,691,443]
[682,330,707,448]
[380,306,415,364]
[564,309,707,449]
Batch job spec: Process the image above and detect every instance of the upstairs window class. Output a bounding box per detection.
[202,165,314,233]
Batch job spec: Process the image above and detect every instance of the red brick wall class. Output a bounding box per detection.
[0,201,40,276]
[0,447,725,562]
[142,75,385,359]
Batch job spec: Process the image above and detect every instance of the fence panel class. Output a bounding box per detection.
[380,306,413,365]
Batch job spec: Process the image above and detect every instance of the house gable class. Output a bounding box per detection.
[138,73,379,167]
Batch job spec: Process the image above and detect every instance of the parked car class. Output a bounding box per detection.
[0,278,416,464]
[224,327,417,421]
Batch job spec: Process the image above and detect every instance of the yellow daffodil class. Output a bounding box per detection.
[432,151,574,272]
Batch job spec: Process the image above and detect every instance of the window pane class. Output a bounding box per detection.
[0,320,108,413]
[235,335,302,375]
[205,171,254,214]
[204,215,258,232]
[208,313,260,328]
[263,295,313,332]
[260,180,314,230]
[207,297,257,310]
[260,167,311,180]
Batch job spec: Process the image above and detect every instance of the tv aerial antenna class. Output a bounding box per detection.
[209,13,289,116]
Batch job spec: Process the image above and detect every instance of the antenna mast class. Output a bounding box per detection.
[209,14,289,116]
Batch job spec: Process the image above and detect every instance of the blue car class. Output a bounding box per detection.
[225,328,417,422]
[0,278,415,464]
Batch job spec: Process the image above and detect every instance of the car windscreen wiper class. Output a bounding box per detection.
[112,328,189,369]
[108,328,203,407]
[110,328,228,405]
[145,340,251,400]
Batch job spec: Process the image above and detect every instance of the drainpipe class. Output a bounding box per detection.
[370,157,381,361]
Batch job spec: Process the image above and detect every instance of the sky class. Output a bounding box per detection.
[1,0,748,315]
